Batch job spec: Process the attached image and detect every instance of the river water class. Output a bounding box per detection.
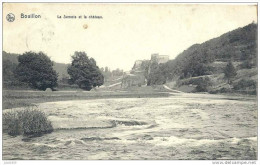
[3,93,257,160]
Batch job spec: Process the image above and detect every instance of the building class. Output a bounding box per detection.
[132,60,143,71]
[121,54,169,88]
[151,53,169,64]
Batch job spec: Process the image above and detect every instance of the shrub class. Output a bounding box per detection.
[233,79,257,95]
[209,87,232,94]
[224,60,237,84]
[195,77,212,92]
[233,79,256,90]
[219,87,232,93]
[3,108,53,136]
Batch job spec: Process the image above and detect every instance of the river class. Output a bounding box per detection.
[3,93,257,160]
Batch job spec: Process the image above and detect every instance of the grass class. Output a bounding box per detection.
[3,90,170,109]
[3,107,53,136]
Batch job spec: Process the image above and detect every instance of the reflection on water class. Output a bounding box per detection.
[3,94,257,160]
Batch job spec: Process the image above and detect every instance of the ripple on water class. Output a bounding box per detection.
[3,96,257,160]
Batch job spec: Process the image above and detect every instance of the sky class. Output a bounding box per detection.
[3,3,257,71]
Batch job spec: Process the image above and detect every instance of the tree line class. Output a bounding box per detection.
[100,67,124,82]
[4,51,104,91]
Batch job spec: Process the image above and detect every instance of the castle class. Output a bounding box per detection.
[150,53,169,64]
[121,54,169,88]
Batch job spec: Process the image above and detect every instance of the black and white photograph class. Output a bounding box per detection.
[1,1,258,163]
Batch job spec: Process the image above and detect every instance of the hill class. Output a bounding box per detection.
[164,23,257,79]
[52,62,70,80]
[147,23,257,94]
[3,51,19,63]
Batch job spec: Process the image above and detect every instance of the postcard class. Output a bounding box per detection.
[2,2,258,163]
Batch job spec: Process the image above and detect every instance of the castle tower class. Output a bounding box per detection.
[151,53,159,62]
[150,53,169,64]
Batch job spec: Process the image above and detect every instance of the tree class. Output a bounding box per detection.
[195,77,212,92]
[67,51,104,90]
[147,62,166,85]
[15,52,58,90]
[224,60,237,84]
[112,68,124,77]
[240,45,257,69]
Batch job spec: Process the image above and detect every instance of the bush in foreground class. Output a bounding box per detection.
[3,108,53,136]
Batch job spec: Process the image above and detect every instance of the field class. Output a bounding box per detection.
[2,90,257,160]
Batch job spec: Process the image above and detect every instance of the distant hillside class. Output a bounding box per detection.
[52,62,70,80]
[2,51,69,80]
[143,23,257,94]
[163,23,257,80]
[3,51,19,64]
